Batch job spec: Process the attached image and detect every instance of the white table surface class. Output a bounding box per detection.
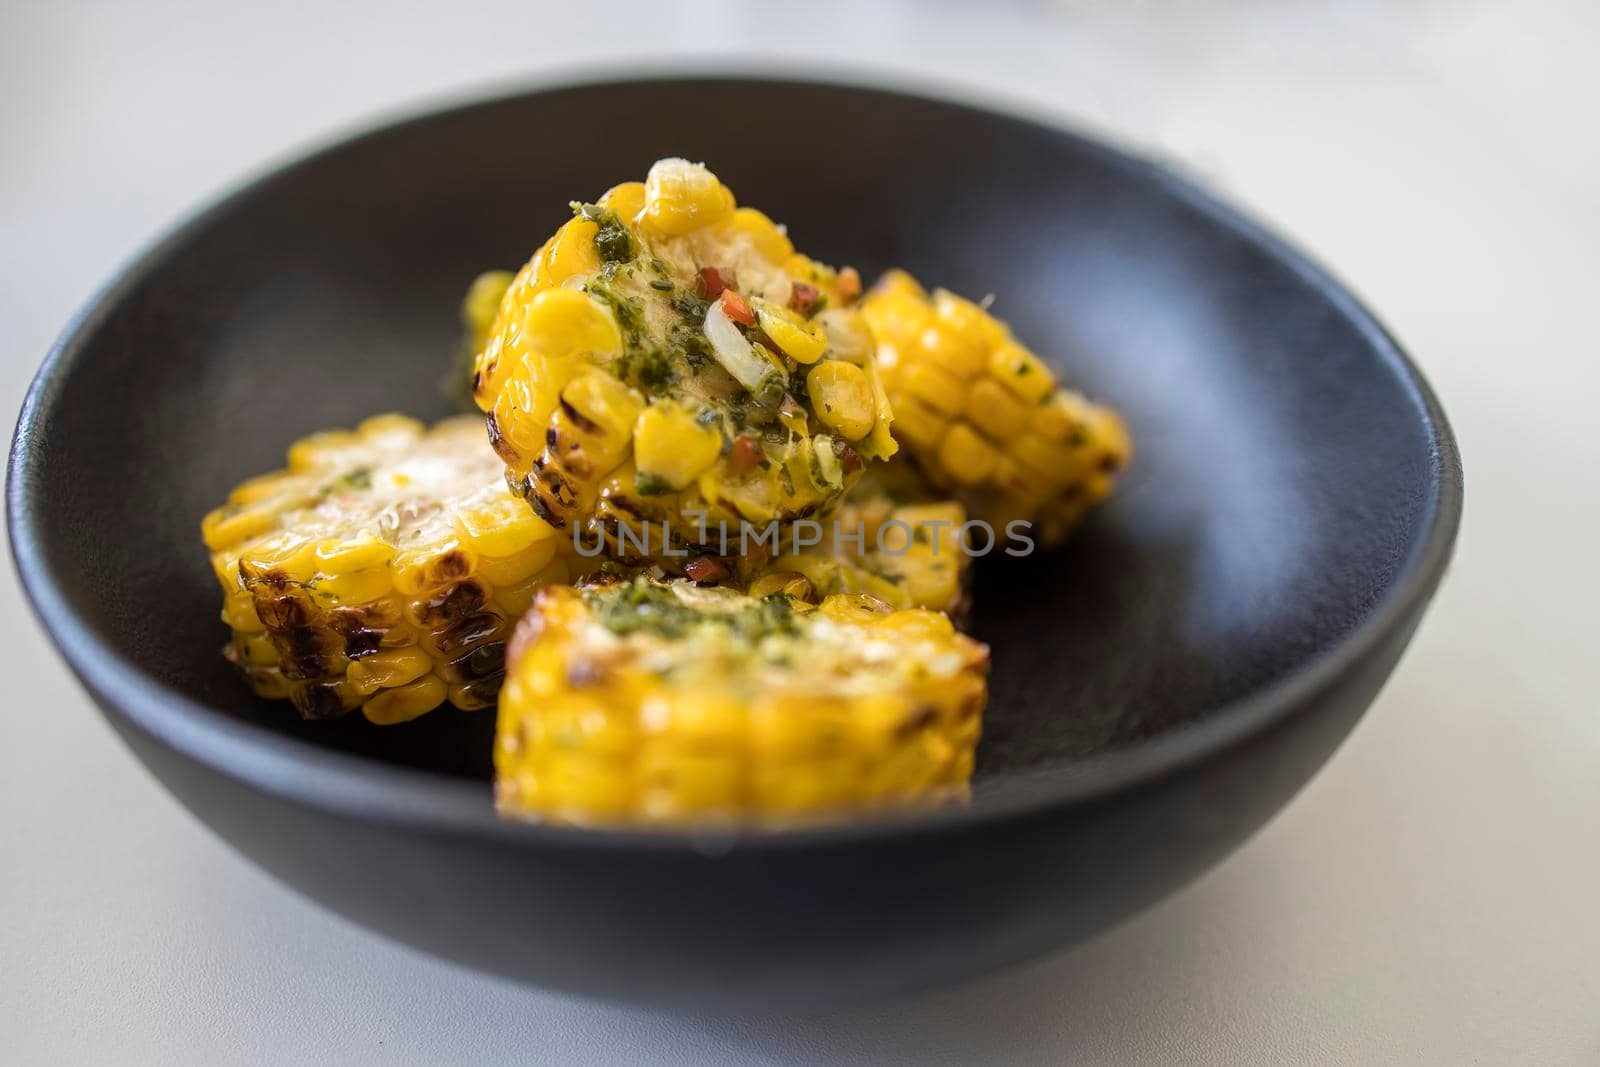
[3,2,1596,1062]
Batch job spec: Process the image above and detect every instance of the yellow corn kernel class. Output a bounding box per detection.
[806,361,876,441]
[347,646,434,695]
[227,470,294,506]
[456,494,554,559]
[523,287,621,362]
[989,341,1056,403]
[890,395,947,452]
[633,402,723,491]
[313,532,395,574]
[493,556,571,619]
[313,568,393,606]
[1031,393,1082,441]
[546,755,636,822]
[202,502,280,552]
[754,299,827,364]
[641,691,746,747]
[600,180,646,222]
[363,675,448,725]
[235,633,279,667]
[564,371,645,443]
[933,289,1007,351]
[914,322,988,380]
[543,218,603,285]
[729,207,793,262]
[641,158,735,236]
[222,592,264,633]
[287,430,358,470]
[640,749,744,821]
[898,361,966,415]
[746,571,815,601]
[938,424,998,486]
[357,414,425,441]
[475,536,558,588]
[964,377,1031,440]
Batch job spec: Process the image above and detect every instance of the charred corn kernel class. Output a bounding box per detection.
[862,270,1132,545]
[633,402,722,492]
[642,158,736,236]
[472,158,892,568]
[754,299,827,364]
[204,415,579,724]
[805,361,876,441]
[494,577,989,827]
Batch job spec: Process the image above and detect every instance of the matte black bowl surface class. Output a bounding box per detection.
[8,74,1460,1010]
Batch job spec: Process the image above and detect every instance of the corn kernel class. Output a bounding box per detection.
[728,207,793,262]
[898,361,966,415]
[456,494,554,559]
[641,158,735,236]
[806,361,876,441]
[600,180,646,222]
[523,287,621,363]
[989,341,1056,403]
[965,377,1030,440]
[938,424,998,486]
[363,675,448,725]
[754,299,827,364]
[347,646,434,695]
[543,218,603,285]
[633,402,722,491]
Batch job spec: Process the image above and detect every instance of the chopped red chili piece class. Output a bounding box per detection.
[728,434,764,474]
[684,556,730,583]
[788,281,821,316]
[835,266,862,303]
[840,445,862,474]
[720,289,756,325]
[697,266,729,299]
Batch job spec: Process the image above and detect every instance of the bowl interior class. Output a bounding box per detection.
[12,78,1445,799]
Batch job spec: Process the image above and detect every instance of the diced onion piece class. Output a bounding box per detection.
[812,435,843,489]
[704,300,776,393]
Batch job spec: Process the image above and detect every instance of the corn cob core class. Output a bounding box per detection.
[495,578,989,826]
[202,415,577,724]
[471,158,896,567]
[861,270,1132,546]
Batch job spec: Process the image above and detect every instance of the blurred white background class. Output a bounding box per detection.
[3,1,1596,1063]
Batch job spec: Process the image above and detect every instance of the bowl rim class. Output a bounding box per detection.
[6,68,1463,854]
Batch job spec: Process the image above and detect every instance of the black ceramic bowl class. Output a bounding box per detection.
[8,75,1460,1010]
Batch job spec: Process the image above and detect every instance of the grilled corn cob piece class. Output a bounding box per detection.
[202,414,578,724]
[750,474,972,620]
[861,270,1132,546]
[495,577,989,826]
[471,158,895,567]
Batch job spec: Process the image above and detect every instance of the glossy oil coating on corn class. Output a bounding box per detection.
[202,415,578,724]
[495,578,989,826]
[470,159,895,567]
[861,270,1132,546]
